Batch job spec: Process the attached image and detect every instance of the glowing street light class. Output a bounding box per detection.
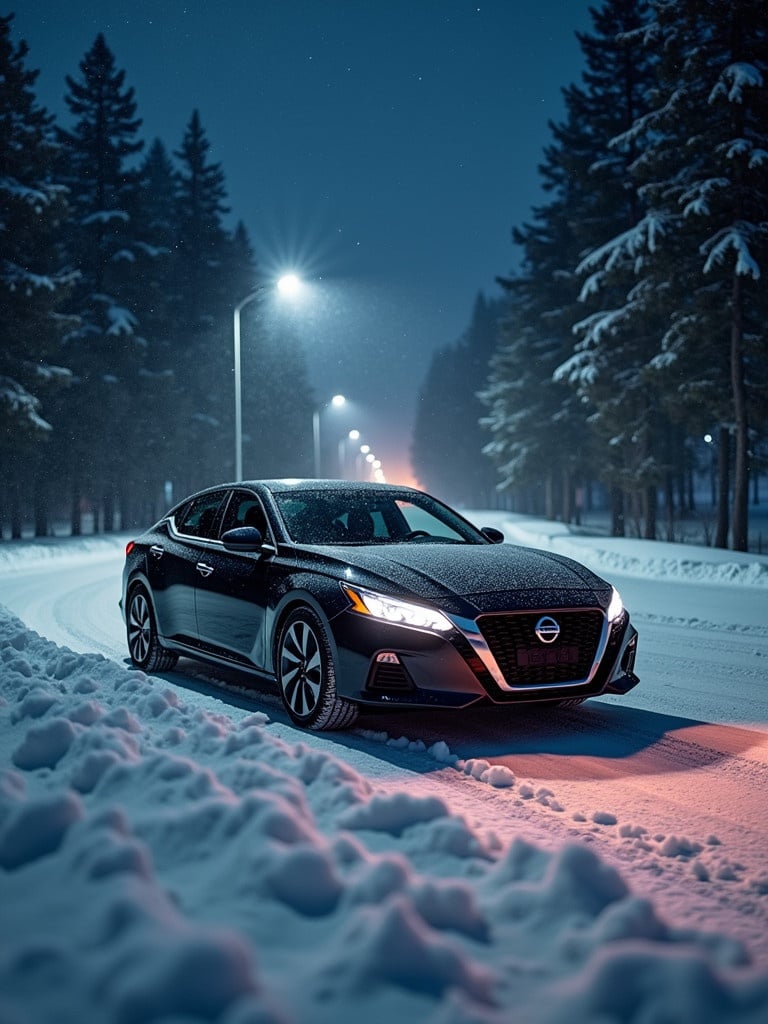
[233,272,302,481]
[313,394,346,477]
[276,273,302,298]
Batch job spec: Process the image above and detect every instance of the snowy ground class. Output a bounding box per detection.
[1,515,768,1023]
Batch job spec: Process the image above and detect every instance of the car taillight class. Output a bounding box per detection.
[125,541,135,556]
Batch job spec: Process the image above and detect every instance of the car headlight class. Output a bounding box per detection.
[607,586,624,622]
[341,583,453,633]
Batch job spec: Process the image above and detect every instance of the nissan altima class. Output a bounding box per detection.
[121,480,639,730]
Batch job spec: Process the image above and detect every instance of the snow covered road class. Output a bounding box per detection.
[2,518,768,972]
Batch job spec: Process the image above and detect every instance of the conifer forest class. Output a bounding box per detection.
[3,2,768,551]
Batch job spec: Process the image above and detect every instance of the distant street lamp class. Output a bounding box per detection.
[338,429,361,479]
[313,394,346,477]
[233,274,301,481]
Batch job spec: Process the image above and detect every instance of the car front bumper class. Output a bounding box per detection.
[331,606,639,710]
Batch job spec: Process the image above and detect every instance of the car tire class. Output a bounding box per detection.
[126,585,178,673]
[277,607,358,731]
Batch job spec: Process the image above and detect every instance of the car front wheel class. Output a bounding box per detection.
[126,585,178,673]
[277,607,358,730]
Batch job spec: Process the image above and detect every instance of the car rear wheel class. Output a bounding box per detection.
[277,607,358,730]
[126,585,178,673]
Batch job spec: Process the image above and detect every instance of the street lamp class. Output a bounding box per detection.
[313,394,346,477]
[276,273,302,297]
[233,274,301,481]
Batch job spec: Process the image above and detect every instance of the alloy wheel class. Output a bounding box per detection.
[280,619,323,718]
[128,591,151,664]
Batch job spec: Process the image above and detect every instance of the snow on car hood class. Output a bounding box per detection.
[323,542,607,602]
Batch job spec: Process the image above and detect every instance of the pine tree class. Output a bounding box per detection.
[483,1,659,530]
[412,342,465,501]
[548,0,659,535]
[127,138,181,521]
[171,110,235,491]
[651,0,768,551]
[412,293,501,506]
[58,33,143,321]
[54,33,146,532]
[0,13,74,537]
[574,0,768,550]
[481,215,589,522]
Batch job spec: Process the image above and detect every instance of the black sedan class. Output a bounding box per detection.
[121,480,639,730]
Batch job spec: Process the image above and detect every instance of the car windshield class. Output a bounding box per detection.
[273,489,484,546]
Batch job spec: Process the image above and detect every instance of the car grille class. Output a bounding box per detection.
[477,609,605,687]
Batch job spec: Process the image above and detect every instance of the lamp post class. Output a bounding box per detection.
[313,394,346,477]
[233,289,260,482]
[338,429,360,479]
[233,274,301,481]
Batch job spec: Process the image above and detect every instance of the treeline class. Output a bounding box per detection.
[414,0,768,551]
[1,15,314,538]
[411,292,503,508]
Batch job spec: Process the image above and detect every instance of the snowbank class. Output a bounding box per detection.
[0,532,131,571]
[2,604,767,1023]
[495,516,768,588]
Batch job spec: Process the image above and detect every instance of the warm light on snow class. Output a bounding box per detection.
[1,517,767,1021]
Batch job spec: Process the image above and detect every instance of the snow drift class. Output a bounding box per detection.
[2,604,768,1023]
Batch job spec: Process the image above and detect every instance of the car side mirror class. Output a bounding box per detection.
[222,526,265,552]
[481,526,505,544]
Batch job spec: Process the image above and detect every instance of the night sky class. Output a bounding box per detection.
[17,1,594,485]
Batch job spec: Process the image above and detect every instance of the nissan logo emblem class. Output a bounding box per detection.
[535,615,560,644]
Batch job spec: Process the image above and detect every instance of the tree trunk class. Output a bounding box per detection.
[34,477,48,537]
[103,490,115,533]
[10,487,22,539]
[34,499,48,538]
[545,472,555,521]
[71,480,82,537]
[644,486,657,540]
[119,489,131,531]
[611,487,625,537]
[665,474,676,539]
[730,273,749,551]
[561,467,573,524]
[714,427,730,549]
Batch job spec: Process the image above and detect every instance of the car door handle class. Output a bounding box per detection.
[150,545,164,559]
[196,562,214,578]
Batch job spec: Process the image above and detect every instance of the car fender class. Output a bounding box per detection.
[123,570,165,638]
[268,585,344,677]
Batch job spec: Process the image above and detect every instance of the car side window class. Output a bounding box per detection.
[175,491,227,539]
[394,499,465,541]
[221,490,270,540]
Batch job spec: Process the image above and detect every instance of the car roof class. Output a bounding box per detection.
[194,479,421,496]
[253,479,420,495]
[167,479,422,511]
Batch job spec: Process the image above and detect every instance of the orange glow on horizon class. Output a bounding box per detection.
[381,460,421,489]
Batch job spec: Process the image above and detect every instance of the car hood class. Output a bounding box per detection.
[310,542,609,609]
